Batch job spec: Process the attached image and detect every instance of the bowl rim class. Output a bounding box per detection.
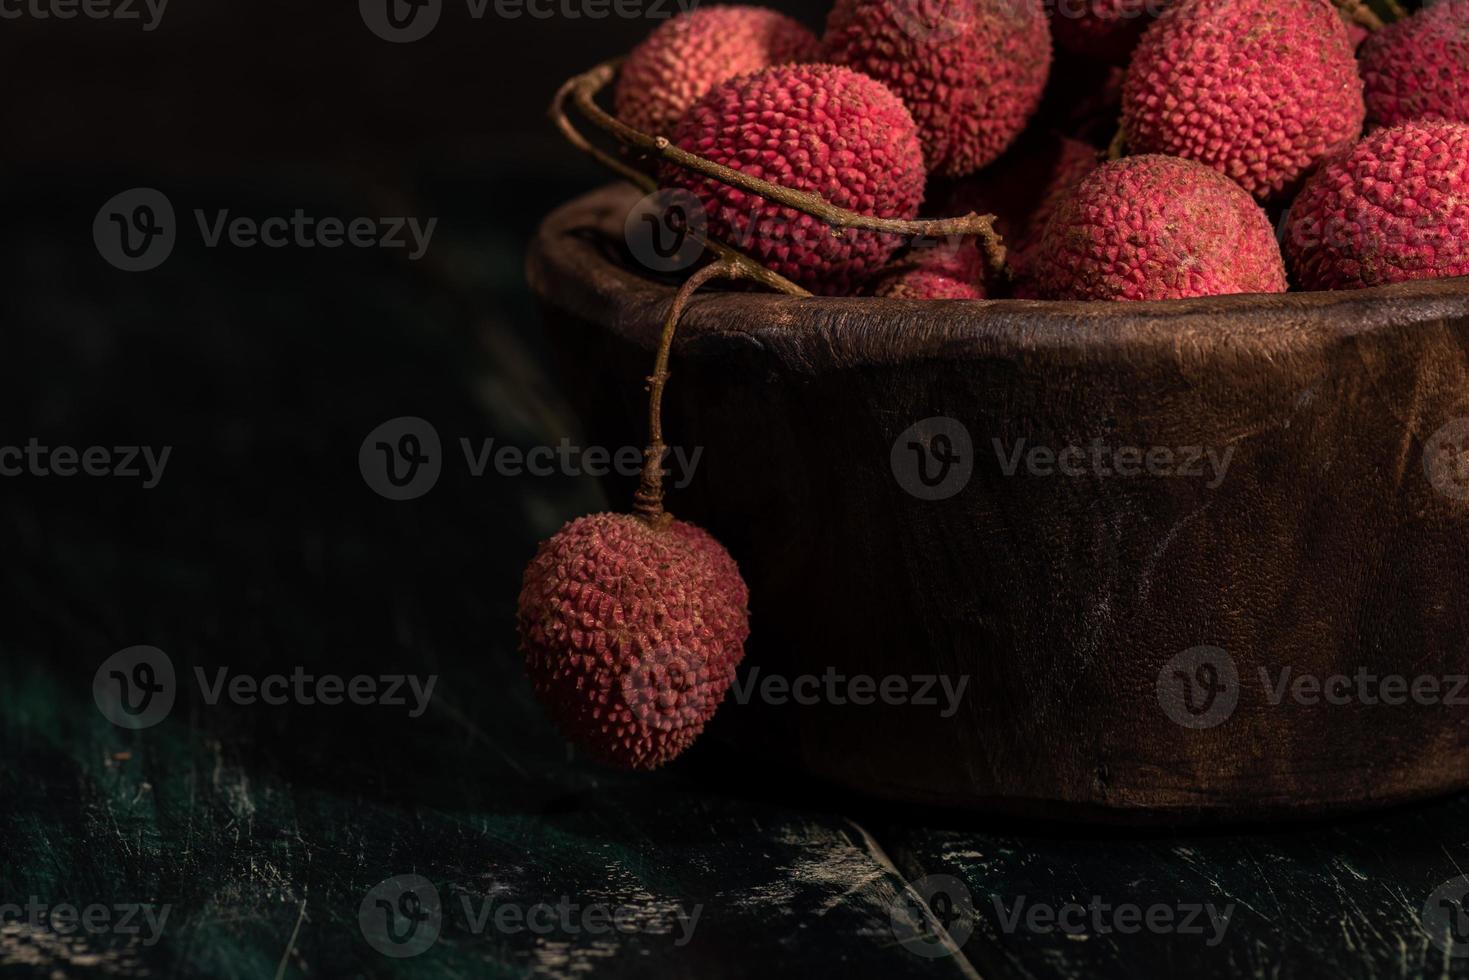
[529,183,1469,370]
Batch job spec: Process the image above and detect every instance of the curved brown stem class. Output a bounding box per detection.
[1107,124,1127,162]
[555,60,1011,284]
[633,259,743,525]
[1333,0,1384,30]
[551,63,655,193]
[551,66,811,298]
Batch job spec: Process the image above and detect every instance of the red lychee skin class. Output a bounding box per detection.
[1029,154,1287,301]
[1051,0,1166,64]
[1283,122,1469,291]
[1121,0,1364,201]
[1360,0,1469,129]
[517,512,750,770]
[613,6,820,137]
[821,0,1052,176]
[870,242,986,299]
[661,64,927,295]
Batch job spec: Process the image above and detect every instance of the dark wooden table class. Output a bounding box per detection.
[4,174,1469,979]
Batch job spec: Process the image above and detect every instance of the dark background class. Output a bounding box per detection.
[6,0,832,167]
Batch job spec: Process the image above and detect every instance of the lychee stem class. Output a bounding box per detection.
[1107,125,1127,161]
[551,69,812,299]
[556,61,1013,285]
[633,259,744,526]
[1333,0,1383,30]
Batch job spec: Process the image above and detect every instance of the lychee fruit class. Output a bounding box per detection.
[870,240,986,298]
[660,63,927,295]
[1027,154,1287,301]
[821,0,1052,176]
[613,5,820,137]
[518,511,750,770]
[1121,0,1364,201]
[1283,121,1469,290]
[1359,0,1469,129]
[1050,0,1166,64]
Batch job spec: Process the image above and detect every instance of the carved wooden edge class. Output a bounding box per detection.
[527,184,1469,373]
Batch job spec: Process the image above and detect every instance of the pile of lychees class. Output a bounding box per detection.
[612,0,1469,301]
[517,0,1469,773]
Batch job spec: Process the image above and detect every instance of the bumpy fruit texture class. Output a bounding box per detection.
[518,512,750,770]
[613,6,820,136]
[1122,0,1364,201]
[1360,0,1469,129]
[1029,154,1287,301]
[1051,0,1164,64]
[870,241,986,299]
[822,0,1052,176]
[1283,122,1469,290]
[661,64,927,295]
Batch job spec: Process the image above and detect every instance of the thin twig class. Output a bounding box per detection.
[1107,124,1127,161]
[557,60,1011,284]
[633,259,742,524]
[1333,0,1384,31]
[551,66,811,297]
[551,63,654,192]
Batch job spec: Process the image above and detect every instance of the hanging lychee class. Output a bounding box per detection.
[517,263,751,770]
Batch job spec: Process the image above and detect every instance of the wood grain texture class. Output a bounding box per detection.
[529,183,1469,823]
[2,654,974,979]
[881,797,1469,980]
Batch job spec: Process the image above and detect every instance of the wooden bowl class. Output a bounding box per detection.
[528,182,1469,824]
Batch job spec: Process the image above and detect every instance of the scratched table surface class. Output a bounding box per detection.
[5,173,1469,980]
